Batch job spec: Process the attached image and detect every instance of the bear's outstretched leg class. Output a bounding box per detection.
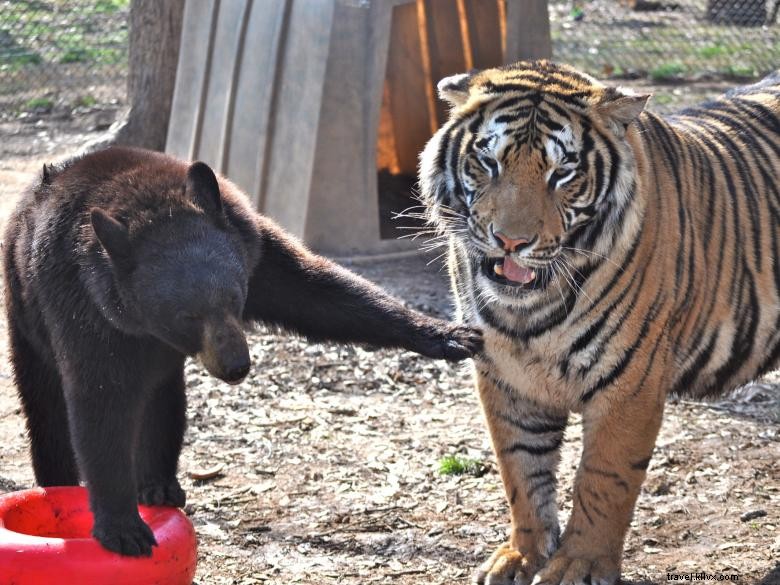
[136,369,187,508]
[244,227,482,359]
[7,321,79,486]
[60,358,156,557]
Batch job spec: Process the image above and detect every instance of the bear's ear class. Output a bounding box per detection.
[437,71,477,108]
[186,161,223,217]
[90,208,132,268]
[595,87,650,136]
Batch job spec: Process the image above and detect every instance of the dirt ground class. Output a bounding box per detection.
[0,106,778,585]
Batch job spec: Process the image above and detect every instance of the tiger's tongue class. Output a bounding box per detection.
[502,257,536,284]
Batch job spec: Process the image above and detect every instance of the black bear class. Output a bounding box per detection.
[3,147,481,557]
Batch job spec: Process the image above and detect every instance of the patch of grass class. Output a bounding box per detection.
[94,0,130,13]
[0,50,43,69]
[721,64,758,79]
[60,48,89,63]
[58,46,125,65]
[438,454,487,477]
[75,94,97,108]
[89,47,125,65]
[24,96,53,111]
[650,62,686,82]
[697,44,729,59]
[651,92,675,106]
[618,37,670,55]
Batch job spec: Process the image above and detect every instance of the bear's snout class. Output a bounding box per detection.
[198,315,251,385]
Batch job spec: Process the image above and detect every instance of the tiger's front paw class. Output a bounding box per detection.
[474,542,541,585]
[531,550,620,585]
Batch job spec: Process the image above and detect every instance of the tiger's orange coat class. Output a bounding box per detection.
[419,61,780,585]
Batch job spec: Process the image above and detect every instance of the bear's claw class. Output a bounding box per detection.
[441,323,484,361]
[92,513,158,557]
[138,479,186,507]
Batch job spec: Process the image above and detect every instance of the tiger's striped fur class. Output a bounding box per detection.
[418,61,780,585]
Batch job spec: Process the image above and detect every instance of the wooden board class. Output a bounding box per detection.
[260,0,336,237]
[423,0,468,126]
[196,0,249,169]
[223,0,288,205]
[463,0,503,68]
[505,0,552,62]
[166,0,218,160]
[385,1,433,175]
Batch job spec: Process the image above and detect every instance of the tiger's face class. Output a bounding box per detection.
[419,61,648,302]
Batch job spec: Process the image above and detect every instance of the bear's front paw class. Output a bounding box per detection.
[442,323,484,360]
[474,542,540,585]
[416,322,483,361]
[92,512,158,557]
[138,478,186,507]
[531,551,619,585]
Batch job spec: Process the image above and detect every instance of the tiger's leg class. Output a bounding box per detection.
[474,371,569,585]
[533,389,664,585]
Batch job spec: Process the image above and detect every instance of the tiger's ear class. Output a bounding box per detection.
[437,71,476,107]
[596,87,650,135]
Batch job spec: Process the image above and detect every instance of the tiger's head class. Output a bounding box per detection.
[419,60,649,302]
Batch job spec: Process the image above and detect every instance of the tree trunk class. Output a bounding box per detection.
[706,0,767,26]
[113,0,185,151]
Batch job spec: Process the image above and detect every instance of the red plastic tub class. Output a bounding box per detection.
[0,486,197,585]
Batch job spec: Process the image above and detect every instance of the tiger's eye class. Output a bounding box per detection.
[479,153,499,178]
[548,168,575,190]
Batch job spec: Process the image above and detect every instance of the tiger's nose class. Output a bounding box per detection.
[490,224,532,252]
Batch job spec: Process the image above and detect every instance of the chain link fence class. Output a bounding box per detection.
[0,0,128,115]
[1,0,778,118]
[550,0,779,81]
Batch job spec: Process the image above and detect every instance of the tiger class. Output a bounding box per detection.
[418,60,780,585]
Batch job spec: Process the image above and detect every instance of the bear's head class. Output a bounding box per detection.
[90,161,251,385]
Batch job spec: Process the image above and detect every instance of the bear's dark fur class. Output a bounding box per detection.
[3,147,481,557]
